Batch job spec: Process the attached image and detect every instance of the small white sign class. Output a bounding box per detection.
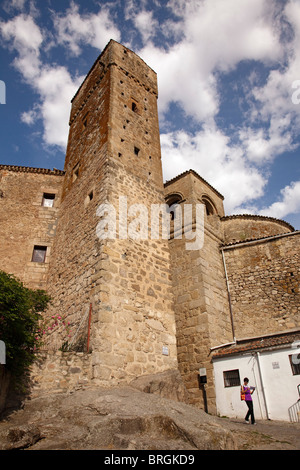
[162,346,169,356]
[272,361,280,369]
[199,367,207,376]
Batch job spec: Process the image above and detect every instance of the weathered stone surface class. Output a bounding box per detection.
[0,166,63,290]
[0,385,236,450]
[130,369,189,403]
[0,424,41,450]
[0,39,299,420]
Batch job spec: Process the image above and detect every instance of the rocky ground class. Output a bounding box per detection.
[0,370,299,451]
[0,386,236,450]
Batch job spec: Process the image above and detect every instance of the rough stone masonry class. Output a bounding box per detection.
[0,40,299,414]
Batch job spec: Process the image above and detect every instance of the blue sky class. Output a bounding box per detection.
[0,0,300,229]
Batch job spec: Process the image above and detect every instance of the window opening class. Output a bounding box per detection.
[289,355,300,375]
[42,193,55,207]
[134,146,140,156]
[82,112,89,129]
[223,369,240,387]
[202,197,215,216]
[72,163,80,182]
[32,246,47,263]
[166,194,183,221]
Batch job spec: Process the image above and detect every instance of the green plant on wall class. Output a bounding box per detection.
[0,270,50,381]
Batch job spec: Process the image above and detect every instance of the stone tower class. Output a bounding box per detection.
[46,40,178,384]
[164,171,233,410]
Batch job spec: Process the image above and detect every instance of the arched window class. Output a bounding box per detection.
[165,193,183,220]
[202,196,216,216]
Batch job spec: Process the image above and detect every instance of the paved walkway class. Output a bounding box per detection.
[220,417,300,450]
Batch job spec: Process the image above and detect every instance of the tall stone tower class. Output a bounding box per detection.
[46,40,178,384]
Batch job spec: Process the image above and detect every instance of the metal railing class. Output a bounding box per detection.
[288,384,300,423]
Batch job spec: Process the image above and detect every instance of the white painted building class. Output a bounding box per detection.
[212,331,300,422]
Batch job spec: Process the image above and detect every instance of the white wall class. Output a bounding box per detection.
[213,344,300,422]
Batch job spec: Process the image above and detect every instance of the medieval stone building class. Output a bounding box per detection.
[0,40,299,416]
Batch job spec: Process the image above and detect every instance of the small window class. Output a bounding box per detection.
[223,369,240,387]
[166,194,183,221]
[132,102,137,112]
[134,146,140,156]
[289,354,300,375]
[42,193,55,207]
[32,246,47,263]
[202,197,215,216]
[72,163,80,182]
[82,112,89,129]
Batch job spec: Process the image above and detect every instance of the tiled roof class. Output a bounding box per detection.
[212,330,300,359]
[0,165,65,176]
[221,214,295,232]
[220,229,300,250]
[164,169,224,200]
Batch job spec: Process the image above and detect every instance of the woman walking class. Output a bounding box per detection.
[241,377,256,425]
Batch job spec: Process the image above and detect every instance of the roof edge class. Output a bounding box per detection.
[221,213,295,232]
[164,169,224,200]
[0,164,65,176]
[221,229,300,250]
[212,329,300,358]
[71,39,157,104]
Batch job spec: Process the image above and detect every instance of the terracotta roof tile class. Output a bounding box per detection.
[164,169,224,200]
[0,164,64,176]
[212,330,300,358]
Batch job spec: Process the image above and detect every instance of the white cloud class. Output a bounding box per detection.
[124,1,159,45]
[1,14,43,57]
[140,0,284,124]
[53,1,120,56]
[1,1,300,225]
[1,5,121,150]
[237,0,300,166]
[21,108,38,125]
[137,0,300,221]
[133,10,159,44]
[36,65,83,148]
[1,14,82,149]
[259,181,300,219]
[161,126,266,213]
[3,0,28,13]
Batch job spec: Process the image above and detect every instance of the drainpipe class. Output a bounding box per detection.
[256,351,270,420]
[221,248,236,342]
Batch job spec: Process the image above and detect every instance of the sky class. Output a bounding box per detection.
[0,0,300,229]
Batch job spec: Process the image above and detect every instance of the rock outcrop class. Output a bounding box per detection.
[0,372,236,450]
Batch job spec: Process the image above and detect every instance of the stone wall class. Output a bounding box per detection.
[223,232,300,338]
[44,40,178,385]
[0,166,63,289]
[164,171,232,412]
[29,352,93,397]
[1,41,299,416]
[222,214,294,244]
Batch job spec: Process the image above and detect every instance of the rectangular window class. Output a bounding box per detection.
[31,246,47,263]
[223,369,241,387]
[42,193,55,207]
[289,354,300,375]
